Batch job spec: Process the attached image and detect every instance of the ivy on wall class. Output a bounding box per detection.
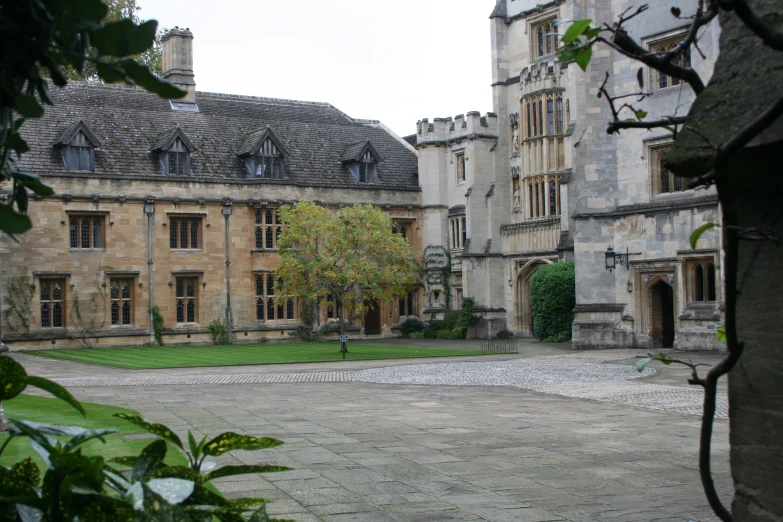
[423,245,452,310]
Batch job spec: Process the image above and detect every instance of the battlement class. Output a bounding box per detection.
[415,112,499,145]
[519,58,565,97]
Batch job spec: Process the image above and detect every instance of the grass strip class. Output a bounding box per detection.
[25,342,487,369]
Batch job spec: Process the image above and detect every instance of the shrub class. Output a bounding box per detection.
[423,320,446,339]
[436,329,462,340]
[454,297,480,338]
[289,300,322,341]
[408,331,426,339]
[495,330,514,339]
[208,319,230,345]
[529,261,575,342]
[400,317,424,337]
[443,310,460,331]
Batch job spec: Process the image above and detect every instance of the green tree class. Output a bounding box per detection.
[67,0,164,81]
[276,201,417,355]
[0,0,184,237]
[559,2,782,519]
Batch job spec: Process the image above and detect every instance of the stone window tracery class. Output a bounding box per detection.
[175,276,198,323]
[687,259,717,303]
[521,174,561,219]
[648,36,692,91]
[399,291,416,317]
[650,145,684,195]
[532,19,558,59]
[69,215,104,249]
[170,217,201,249]
[449,216,466,250]
[110,278,133,326]
[65,131,94,171]
[166,137,191,176]
[254,208,282,249]
[40,279,65,328]
[255,273,297,322]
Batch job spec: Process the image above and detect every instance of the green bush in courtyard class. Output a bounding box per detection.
[400,317,424,337]
[423,320,445,339]
[529,261,575,342]
[408,332,426,339]
[436,329,463,340]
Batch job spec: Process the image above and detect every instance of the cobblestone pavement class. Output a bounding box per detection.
[48,349,727,420]
[13,344,732,521]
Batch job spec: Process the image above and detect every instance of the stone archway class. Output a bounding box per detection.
[513,258,553,335]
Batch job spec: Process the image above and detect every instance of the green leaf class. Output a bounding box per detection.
[206,465,291,481]
[634,109,648,120]
[64,428,118,452]
[635,357,652,372]
[14,187,29,214]
[133,439,168,481]
[114,414,183,448]
[188,431,199,460]
[249,504,271,522]
[26,375,85,416]
[0,204,32,236]
[92,20,158,57]
[11,171,54,196]
[108,456,138,467]
[120,60,187,99]
[11,458,41,488]
[203,433,283,457]
[228,498,271,509]
[7,132,30,155]
[146,478,195,505]
[16,504,44,522]
[562,20,592,44]
[690,222,717,249]
[0,356,28,401]
[637,67,645,89]
[49,452,106,494]
[716,325,726,342]
[148,465,202,483]
[95,61,127,84]
[585,27,602,39]
[574,46,593,71]
[14,94,44,118]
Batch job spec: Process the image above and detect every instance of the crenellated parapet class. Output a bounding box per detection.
[519,58,565,98]
[415,112,499,147]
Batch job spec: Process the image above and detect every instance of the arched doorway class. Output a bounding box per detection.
[514,259,553,335]
[364,301,381,335]
[650,281,675,348]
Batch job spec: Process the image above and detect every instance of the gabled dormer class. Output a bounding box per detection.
[341,140,382,183]
[237,126,287,179]
[150,126,196,176]
[52,121,101,172]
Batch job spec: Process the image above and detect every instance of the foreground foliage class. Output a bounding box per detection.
[0,0,184,237]
[0,356,290,521]
[529,262,575,342]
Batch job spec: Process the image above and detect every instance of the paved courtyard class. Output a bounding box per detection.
[12,341,731,521]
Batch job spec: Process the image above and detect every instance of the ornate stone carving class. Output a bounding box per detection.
[61,194,73,203]
[89,194,99,204]
[171,197,181,208]
[145,196,155,205]
[116,196,127,206]
[509,113,520,153]
[222,197,233,207]
[196,198,206,207]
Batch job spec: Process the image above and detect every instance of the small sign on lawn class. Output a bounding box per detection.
[340,335,349,343]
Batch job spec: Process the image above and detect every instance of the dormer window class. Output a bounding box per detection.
[237,127,287,179]
[342,140,382,184]
[150,127,196,176]
[52,121,100,172]
[167,137,190,175]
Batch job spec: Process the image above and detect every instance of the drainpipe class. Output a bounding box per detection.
[144,198,156,344]
[222,199,233,341]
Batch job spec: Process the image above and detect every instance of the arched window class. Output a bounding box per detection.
[649,37,691,90]
[537,26,545,57]
[689,260,717,302]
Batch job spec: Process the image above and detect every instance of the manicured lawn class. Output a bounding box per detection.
[0,395,187,469]
[26,342,485,369]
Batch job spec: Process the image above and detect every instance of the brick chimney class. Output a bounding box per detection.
[161,27,196,103]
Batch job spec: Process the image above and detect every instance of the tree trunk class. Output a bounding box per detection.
[339,289,347,356]
[725,144,783,519]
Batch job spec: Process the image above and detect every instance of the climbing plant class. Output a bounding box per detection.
[423,245,452,309]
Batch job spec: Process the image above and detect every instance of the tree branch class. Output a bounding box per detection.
[607,116,688,134]
[719,94,783,159]
[722,0,783,51]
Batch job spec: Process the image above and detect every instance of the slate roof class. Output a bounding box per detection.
[19,83,420,190]
[340,140,382,163]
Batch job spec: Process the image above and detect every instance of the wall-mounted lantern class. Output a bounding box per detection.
[605,246,641,272]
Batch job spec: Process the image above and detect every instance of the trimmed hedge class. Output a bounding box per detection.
[400,317,424,337]
[529,261,575,342]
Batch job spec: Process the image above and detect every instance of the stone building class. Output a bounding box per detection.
[416,0,725,350]
[0,28,422,349]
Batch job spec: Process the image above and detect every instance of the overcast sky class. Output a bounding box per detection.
[136,0,496,137]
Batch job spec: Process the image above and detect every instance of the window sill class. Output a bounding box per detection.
[250,248,279,253]
[70,248,107,252]
[175,323,201,328]
[111,324,136,329]
[170,249,204,253]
